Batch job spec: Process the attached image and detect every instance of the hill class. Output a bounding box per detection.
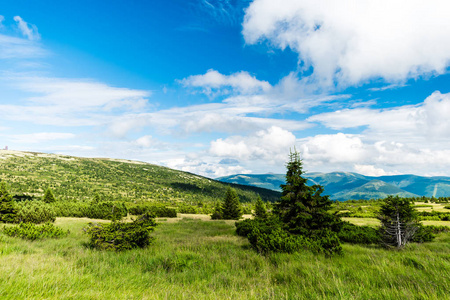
[0,150,280,203]
[217,172,450,200]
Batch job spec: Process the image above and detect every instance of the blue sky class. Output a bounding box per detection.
[1,0,450,178]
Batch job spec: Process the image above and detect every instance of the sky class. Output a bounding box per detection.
[1,0,450,178]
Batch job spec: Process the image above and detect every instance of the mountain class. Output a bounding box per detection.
[217,172,450,200]
[0,150,280,203]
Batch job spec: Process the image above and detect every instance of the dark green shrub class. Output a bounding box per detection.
[128,204,177,218]
[236,217,280,237]
[337,222,380,244]
[237,217,342,255]
[412,225,437,243]
[88,201,128,220]
[236,219,257,237]
[15,201,56,224]
[311,228,343,256]
[248,227,310,254]
[84,213,157,251]
[0,182,17,223]
[52,201,91,218]
[52,201,128,220]
[177,204,198,214]
[3,222,68,240]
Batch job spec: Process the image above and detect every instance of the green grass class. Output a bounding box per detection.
[1,217,450,299]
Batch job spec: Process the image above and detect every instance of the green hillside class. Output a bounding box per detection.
[0,150,280,203]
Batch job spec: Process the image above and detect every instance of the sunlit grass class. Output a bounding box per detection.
[414,202,450,212]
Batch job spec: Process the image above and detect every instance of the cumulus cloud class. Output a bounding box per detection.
[14,16,41,41]
[181,69,272,95]
[309,91,450,141]
[243,0,450,87]
[295,131,450,176]
[300,133,367,165]
[165,157,251,178]
[210,126,296,163]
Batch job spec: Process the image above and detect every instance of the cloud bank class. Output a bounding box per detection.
[243,0,450,87]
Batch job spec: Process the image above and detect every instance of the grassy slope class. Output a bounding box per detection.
[1,217,450,299]
[0,150,280,203]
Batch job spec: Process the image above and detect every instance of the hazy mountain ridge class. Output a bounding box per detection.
[217,172,450,200]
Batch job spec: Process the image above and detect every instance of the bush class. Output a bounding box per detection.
[0,182,16,223]
[177,204,198,214]
[128,204,177,218]
[53,201,91,218]
[236,217,342,255]
[248,227,311,254]
[337,222,380,244]
[311,228,343,256]
[411,225,437,243]
[15,201,56,224]
[84,213,157,251]
[3,222,68,240]
[87,201,128,220]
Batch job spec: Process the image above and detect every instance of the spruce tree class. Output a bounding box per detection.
[274,150,339,236]
[253,196,268,220]
[379,196,419,249]
[0,182,17,223]
[221,187,242,220]
[43,188,56,203]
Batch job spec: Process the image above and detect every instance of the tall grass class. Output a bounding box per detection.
[1,217,449,299]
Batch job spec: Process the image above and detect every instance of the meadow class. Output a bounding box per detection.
[1,215,450,299]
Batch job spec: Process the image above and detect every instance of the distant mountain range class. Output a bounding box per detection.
[217,172,450,200]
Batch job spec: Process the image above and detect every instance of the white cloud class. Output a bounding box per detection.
[0,34,46,59]
[353,164,399,177]
[300,133,367,165]
[0,75,151,129]
[13,16,41,41]
[243,0,450,87]
[181,69,272,95]
[7,132,75,144]
[210,126,296,164]
[165,157,251,178]
[15,76,150,110]
[294,131,450,176]
[309,91,450,142]
[0,15,4,28]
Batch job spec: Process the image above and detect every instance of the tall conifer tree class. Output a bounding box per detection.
[274,150,339,236]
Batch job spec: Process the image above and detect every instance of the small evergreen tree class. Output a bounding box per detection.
[274,150,340,236]
[222,187,242,220]
[379,196,419,249]
[92,193,101,204]
[42,188,56,203]
[253,196,268,220]
[0,182,17,223]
